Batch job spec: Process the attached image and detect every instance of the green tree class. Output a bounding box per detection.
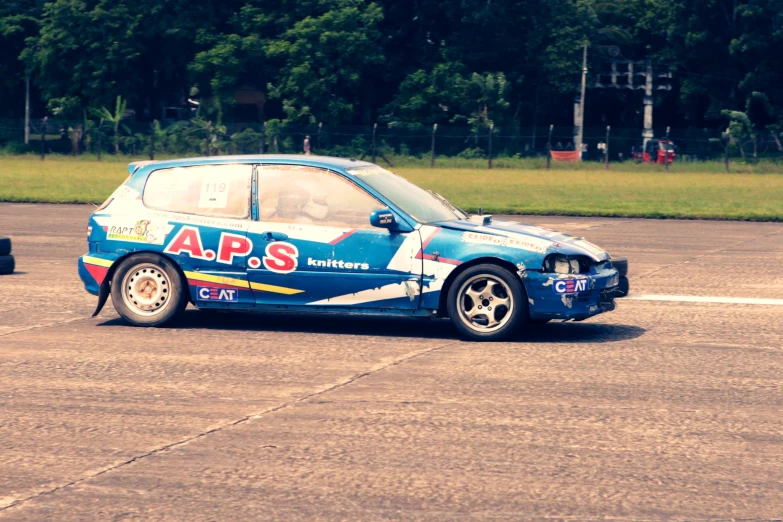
[23,0,140,111]
[382,61,469,125]
[2,0,782,138]
[91,95,128,154]
[265,0,384,123]
[0,0,41,119]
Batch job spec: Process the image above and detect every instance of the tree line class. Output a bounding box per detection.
[1,0,782,140]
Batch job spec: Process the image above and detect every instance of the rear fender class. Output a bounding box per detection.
[92,278,111,317]
[92,250,191,317]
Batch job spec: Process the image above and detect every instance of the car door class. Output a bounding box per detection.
[246,164,423,309]
[143,163,255,306]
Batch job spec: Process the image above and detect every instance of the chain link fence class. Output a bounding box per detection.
[1,118,782,165]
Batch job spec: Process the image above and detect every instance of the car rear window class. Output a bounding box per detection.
[143,164,252,219]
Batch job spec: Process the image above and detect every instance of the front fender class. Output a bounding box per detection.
[420,225,548,270]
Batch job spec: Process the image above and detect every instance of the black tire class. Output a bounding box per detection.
[110,253,188,326]
[0,237,11,256]
[0,255,14,275]
[446,263,527,341]
[616,276,630,298]
[610,257,628,277]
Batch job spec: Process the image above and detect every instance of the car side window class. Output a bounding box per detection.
[257,165,384,228]
[143,164,252,219]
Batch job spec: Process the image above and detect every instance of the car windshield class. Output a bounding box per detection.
[346,166,467,223]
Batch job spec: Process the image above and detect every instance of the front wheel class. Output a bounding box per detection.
[446,264,527,341]
[110,253,188,326]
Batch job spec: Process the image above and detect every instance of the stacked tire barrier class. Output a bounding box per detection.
[0,237,15,275]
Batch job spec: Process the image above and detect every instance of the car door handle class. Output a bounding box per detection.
[261,231,289,242]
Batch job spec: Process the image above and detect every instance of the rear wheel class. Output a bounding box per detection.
[610,257,628,277]
[110,254,188,326]
[446,264,527,341]
[616,276,630,297]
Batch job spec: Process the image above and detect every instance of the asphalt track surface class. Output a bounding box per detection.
[1,203,782,521]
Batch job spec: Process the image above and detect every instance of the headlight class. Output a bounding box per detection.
[544,255,587,274]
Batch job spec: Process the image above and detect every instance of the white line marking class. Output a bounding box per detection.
[626,294,783,306]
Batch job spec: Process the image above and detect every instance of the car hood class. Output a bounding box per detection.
[433,218,610,262]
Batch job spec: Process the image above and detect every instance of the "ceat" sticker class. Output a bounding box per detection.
[552,278,588,294]
[197,287,239,302]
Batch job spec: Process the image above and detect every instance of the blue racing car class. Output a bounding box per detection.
[79,155,627,341]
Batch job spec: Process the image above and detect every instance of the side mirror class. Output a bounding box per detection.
[370,209,397,229]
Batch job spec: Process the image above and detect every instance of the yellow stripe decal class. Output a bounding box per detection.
[184,271,250,288]
[184,271,303,295]
[250,282,305,295]
[83,256,114,268]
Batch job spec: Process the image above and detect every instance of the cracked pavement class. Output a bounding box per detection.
[0,203,782,520]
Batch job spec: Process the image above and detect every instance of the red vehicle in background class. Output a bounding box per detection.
[632,139,676,163]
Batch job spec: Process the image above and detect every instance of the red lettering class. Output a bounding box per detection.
[263,242,298,274]
[217,233,253,265]
[164,226,207,258]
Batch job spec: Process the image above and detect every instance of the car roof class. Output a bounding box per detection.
[128,155,375,174]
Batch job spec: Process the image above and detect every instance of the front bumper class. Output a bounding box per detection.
[524,265,619,321]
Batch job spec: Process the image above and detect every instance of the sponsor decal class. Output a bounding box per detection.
[197,286,239,302]
[107,219,165,245]
[379,213,393,225]
[461,231,549,254]
[146,211,245,230]
[262,242,298,274]
[164,226,216,260]
[217,233,253,264]
[164,227,255,266]
[553,278,588,294]
[506,237,550,253]
[462,231,506,246]
[307,258,369,270]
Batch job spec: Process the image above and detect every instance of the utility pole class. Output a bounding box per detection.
[40,117,47,160]
[24,75,30,145]
[723,130,730,174]
[604,125,611,169]
[430,123,437,168]
[546,124,553,170]
[575,41,588,160]
[487,123,494,169]
[149,121,156,160]
[371,123,377,164]
[664,126,671,172]
[643,60,654,151]
[592,53,672,152]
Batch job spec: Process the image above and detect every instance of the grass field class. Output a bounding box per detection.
[1,154,782,220]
